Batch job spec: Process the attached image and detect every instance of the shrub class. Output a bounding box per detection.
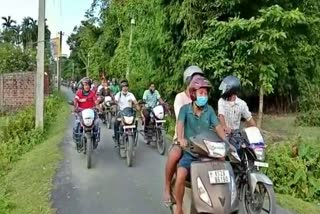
[266,137,320,203]
[295,110,320,127]
[0,92,64,177]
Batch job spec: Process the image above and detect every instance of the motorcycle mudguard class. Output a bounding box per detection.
[249,172,273,194]
[190,160,238,213]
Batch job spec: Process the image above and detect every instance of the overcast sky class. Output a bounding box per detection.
[0,0,93,55]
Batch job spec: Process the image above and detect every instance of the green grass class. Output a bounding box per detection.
[0,100,69,214]
[276,194,320,214]
[262,114,320,140]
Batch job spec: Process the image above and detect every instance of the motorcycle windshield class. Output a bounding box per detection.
[189,129,223,145]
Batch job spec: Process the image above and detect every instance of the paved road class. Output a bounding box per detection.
[52,87,292,214]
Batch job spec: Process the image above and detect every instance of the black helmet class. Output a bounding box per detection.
[219,75,241,99]
[120,79,129,88]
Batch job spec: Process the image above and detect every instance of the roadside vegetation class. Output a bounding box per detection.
[0,92,69,213]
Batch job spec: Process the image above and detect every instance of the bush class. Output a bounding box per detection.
[295,110,320,127]
[266,138,320,203]
[0,92,64,177]
[165,116,175,138]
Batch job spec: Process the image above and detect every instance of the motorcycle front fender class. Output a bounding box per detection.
[249,172,273,194]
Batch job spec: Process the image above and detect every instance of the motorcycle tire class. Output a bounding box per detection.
[126,135,134,167]
[242,182,276,214]
[156,129,166,155]
[86,134,93,169]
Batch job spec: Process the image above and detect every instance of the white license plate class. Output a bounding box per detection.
[156,120,166,123]
[254,161,269,168]
[208,170,230,184]
[123,125,136,129]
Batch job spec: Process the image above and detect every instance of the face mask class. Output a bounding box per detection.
[195,96,208,107]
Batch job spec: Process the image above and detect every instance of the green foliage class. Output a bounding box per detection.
[0,92,64,177]
[266,138,320,202]
[0,43,36,73]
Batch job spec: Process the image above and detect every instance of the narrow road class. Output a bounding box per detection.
[52,87,292,214]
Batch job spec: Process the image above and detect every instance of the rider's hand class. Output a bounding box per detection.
[178,138,188,147]
[223,126,232,135]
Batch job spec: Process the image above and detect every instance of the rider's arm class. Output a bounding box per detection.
[114,92,120,104]
[217,98,228,129]
[177,105,188,144]
[156,90,165,104]
[74,93,80,111]
[142,90,148,101]
[241,102,256,127]
[173,94,182,119]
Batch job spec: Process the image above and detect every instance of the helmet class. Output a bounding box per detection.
[80,77,92,87]
[183,65,204,84]
[120,79,129,88]
[219,75,241,99]
[188,76,212,101]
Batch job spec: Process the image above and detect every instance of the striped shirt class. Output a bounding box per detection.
[218,97,252,130]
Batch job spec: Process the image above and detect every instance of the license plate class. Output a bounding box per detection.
[254,161,269,168]
[208,170,230,184]
[123,125,136,129]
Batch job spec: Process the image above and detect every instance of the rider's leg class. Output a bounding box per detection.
[143,108,150,138]
[73,113,81,144]
[113,113,121,141]
[174,152,196,214]
[93,113,100,148]
[164,145,182,202]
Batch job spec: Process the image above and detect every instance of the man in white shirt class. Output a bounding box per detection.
[113,79,143,142]
[164,65,204,204]
[218,75,256,134]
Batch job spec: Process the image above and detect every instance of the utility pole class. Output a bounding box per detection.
[35,0,45,129]
[57,31,62,91]
[126,18,135,80]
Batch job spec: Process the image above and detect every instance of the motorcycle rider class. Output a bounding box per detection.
[218,75,256,134]
[73,77,101,149]
[110,78,120,95]
[113,79,144,143]
[164,65,204,203]
[174,76,233,214]
[142,82,165,141]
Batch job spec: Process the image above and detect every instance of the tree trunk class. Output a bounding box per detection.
[257,85,264,128]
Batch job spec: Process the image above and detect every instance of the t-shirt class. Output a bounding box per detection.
[178,103,220,140]
[114,92,136,111]
[173,91,192,141]
[143,89,161,108]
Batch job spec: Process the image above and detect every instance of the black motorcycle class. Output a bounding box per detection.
[229,127,276,214]
[115,107,139,167]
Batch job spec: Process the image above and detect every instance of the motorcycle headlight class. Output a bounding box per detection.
[123,116,134,125]
[254,148,265,161]
[83,118,94,126]
[203,140,226,158]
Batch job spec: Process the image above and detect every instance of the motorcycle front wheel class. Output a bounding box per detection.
[156,128,166,155]
[126,135,134,167]
[86,134,93,169]
[242,182,276,214]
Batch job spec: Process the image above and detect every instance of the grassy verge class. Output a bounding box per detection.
[0,98,69,214]
[276,194,320,214]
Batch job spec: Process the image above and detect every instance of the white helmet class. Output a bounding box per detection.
[183,65,204,84]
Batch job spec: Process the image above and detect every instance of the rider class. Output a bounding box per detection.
[174,76,232,214]
[218,75,256,134]
[142,82,165,140]
[110,78,120,95]
[164,65,204,203]
[97,80,114,115]
[73,77,101,149]
[113,79,144,143]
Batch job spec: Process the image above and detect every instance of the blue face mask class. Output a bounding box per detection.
[195,96,208,107]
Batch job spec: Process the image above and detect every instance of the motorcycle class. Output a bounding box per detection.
[230,127,276,214]
[142,103,168,155]
[169,130,239,214]
[100,96,116,129]
[115,106,139,167]
[69,101,100,169]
